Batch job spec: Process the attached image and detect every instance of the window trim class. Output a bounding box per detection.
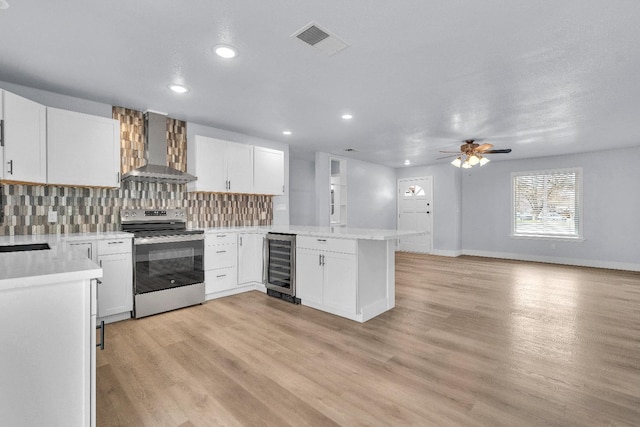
[510,167,583,240]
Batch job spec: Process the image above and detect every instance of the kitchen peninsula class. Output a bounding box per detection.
[211,225,425,323]
[0,242,103,427]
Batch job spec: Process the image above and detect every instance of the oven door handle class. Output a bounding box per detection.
[134,234,204,245]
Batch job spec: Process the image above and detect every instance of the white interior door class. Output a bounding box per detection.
[397,177,433,253]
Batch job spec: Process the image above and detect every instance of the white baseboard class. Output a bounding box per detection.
[461,249,640,272]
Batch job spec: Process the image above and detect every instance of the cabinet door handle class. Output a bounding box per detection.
[217,235,226,238]
[216,274,227,278]
[0,119,4,147]
[322,254,325,266]
[239,236,243,246]
[317,239,327,242]
[108,241,124,244]
[96,320,105,351]
[319,254,322,266]
[7,159,13,175]
[216,250,226,253]
[87,247,91,259]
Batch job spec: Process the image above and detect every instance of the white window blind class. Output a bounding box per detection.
[512,168,581,238]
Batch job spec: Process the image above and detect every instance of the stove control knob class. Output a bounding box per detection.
[132,212,137,217]
[123,212,129,218]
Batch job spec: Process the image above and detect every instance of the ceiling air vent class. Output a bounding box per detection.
[292,22,349,56]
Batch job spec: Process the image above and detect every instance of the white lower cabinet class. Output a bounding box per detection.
[238,233,264,285]
[322,251,357,313]
[67,237,133,323]
[97,252,133,318]
[205,232,239,298]
[296,237,358,317]
[296,236,394,322]
[0,277,96,426]
[296,247,324,305]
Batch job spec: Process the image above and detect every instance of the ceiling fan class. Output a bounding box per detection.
[439,139,512,168]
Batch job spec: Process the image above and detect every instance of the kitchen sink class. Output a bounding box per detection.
[0,243,51,253]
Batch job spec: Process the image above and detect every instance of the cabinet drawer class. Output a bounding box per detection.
[297,236,356,254]
[206,233,237,246]
[67,242,93,260]
[205,244,237,270]
[205,267,238,294]
[97,239,132,255]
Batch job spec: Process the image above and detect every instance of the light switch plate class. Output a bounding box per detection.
[48,210,58,223]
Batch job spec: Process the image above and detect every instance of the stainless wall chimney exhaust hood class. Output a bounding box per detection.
[121,111,197,184]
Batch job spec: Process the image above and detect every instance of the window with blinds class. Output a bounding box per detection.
[512,168,582,238]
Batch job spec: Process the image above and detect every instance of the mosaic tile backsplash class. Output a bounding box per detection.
[0,182,273,235]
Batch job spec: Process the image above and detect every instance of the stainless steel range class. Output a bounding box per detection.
[121,209,204,318]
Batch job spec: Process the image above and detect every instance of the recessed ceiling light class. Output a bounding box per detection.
[404,160,411,166]
[341,114,353,120]
[213,44,238,59]
[169,84,189,94]
[282,130,292,135]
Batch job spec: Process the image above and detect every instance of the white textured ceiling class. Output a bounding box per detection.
[1,1,639,167]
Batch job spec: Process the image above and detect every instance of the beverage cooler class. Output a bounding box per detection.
[265,233,299,304]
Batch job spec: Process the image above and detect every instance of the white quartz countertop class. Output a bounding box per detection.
[201,225,426,241]
[0,250,102,291]
[0,232,129,291]
[0,232,132,247]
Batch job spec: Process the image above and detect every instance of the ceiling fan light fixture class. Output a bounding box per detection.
[468,154,480,166]
[451,157,462,168]
[479,156,490,166]
[461,160,472,169]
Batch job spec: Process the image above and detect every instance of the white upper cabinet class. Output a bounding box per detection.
[254,146,284,195]
[47,107,120,188]
[187,135,253,193]
[1,89,47,183]
[188,135,227,192]
[226,142,253,193]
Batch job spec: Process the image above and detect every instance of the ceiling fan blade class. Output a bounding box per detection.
[483,149,512,154]
[476,143,494,153]
[437,154,462,160]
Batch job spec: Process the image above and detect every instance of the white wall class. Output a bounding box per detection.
[461,146,640,270]
[396,163,462,255]
[289,156,316,226]
[187,123,290,226]
[0,80,111,118]
[313,153,396,229]
[347,157,397,229]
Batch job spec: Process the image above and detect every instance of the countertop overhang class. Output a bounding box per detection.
[0,232,131,291]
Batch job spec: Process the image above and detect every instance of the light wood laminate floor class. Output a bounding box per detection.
[97,254,640,426]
